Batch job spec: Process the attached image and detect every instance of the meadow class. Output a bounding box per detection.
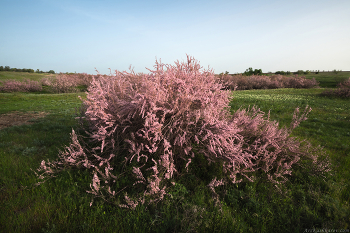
[0,69,349,232]
[263,70,350,88]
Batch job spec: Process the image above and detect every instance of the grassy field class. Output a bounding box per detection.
[263,71,350,88]
[1,70,349,88]
[0,71,55,82]
[0,72,349,232]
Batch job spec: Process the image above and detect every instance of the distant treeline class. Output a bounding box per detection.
[0,66,55,74]
[220,68,343,76]
[273,69,343,75]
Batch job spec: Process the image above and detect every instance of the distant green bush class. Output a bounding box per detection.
[296,70,304,75]
[244,67,262,76]
[275,71,285,75]
[295,70,310,75]
[276,71,291,75]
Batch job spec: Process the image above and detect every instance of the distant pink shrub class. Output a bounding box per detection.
[34,56,330,209]
[41,76,54,86]
[286,75,318,89]
[339,77,350,88]
[321,77,350,98]
[68,73,95,88]
[219,74,318,90]
[42,74,78,93]
[0,79,42,92]
[42,73,97,93]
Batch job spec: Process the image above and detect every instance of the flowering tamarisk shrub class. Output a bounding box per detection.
[34,56,330,209]
[219,74,318,90]
[0,79,42,92]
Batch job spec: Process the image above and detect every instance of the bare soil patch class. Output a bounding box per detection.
[0,111,49,130]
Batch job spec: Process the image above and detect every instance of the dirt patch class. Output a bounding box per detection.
[0,111,49,130]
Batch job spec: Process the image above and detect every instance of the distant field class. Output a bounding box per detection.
[0,71,55,82]
[1,71,350,88]
[264,71,350,88]
[225,71,350,88]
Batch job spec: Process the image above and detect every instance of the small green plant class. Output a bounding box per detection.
[168,183,189,200]
[41,222,57,233]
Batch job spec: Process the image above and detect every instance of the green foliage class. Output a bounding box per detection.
[275,71,291,75]
[293,70,310,75]
[244,67,262,76]
[296,70,304,75]
[168,183,189,200]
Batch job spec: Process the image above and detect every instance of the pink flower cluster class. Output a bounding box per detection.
[219,74,319,90]
[34,56,330,208]
[0,79,42,92]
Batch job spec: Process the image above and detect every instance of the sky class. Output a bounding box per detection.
[0,0,349,75]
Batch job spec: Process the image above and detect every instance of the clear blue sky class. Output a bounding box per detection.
[1,0,349,74]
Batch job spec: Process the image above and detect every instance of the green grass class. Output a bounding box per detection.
[300,71,349,88]
[0,71,55,82]
[1,84,349,232]
[0,92,85,114]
